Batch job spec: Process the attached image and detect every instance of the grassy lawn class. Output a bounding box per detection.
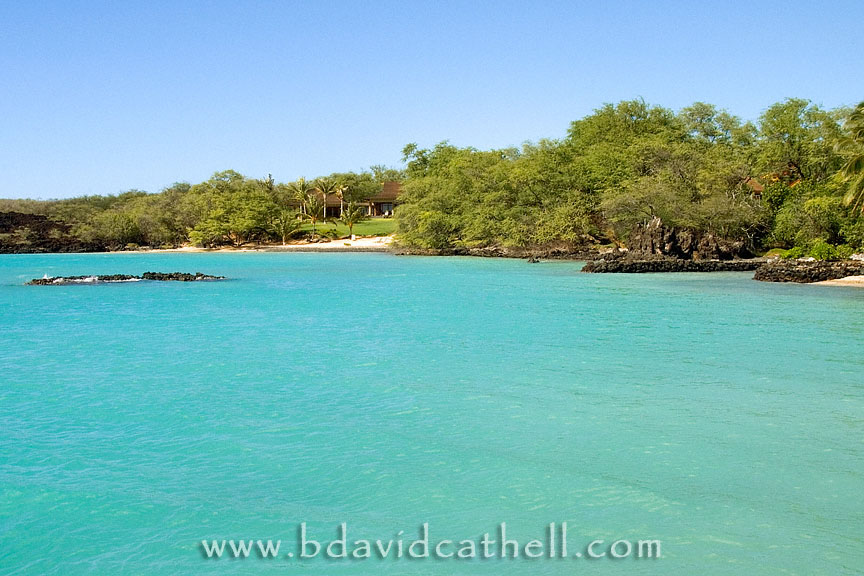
[298,218,397,238]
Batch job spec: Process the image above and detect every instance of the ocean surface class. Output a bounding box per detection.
[1,253,863,575]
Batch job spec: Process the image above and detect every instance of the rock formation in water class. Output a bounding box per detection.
[28,272,225,285]
[140,272,224,282]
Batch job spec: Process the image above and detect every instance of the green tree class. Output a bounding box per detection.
[270,209,301,245]
[330,171,382,203]
[186,171,277,247]
[369,164,404,183]
[89,210,143,249]
[339,201,369,237]
[315,177,338,219]
[771,183,845,247]
[757,98,843,181]
[303,193,326,239]
[836,101,864,212]
[7,98,861,257]
[334,183,346,214]
[287,177,314,216]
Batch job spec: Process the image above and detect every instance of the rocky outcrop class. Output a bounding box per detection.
[28,272,225,285]
[582,258,764,273]
[28,274,139,285]
[140,272,224,282]
[753,260,864,283]
[627,216,749,260]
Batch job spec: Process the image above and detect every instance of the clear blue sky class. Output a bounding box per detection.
[1,1,862,199]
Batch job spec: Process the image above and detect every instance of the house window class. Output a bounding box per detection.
[380,203,393,215]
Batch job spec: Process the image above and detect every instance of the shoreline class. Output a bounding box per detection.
[581,258,765,274]
[139,236,396,254]
[814,275,864,287]
[5,243,864,288]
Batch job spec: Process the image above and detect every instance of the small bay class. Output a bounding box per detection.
[1,253,863,575]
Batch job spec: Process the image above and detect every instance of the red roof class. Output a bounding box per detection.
[745,177,764,193]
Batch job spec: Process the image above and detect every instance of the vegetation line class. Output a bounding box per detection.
[2,98,863,259]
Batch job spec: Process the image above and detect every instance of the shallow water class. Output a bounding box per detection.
[1,253,863,575]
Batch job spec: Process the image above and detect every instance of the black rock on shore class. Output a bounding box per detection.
[627,216,752,260]
[582,258,764,273]
[393,243,602,260]
[752,260,864,283]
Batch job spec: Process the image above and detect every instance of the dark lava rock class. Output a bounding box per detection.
[28,274,139,285]
[141,272,225,281]
[1,211,103,254]
[393,241,603,260]
[28,272,225,285]
[582,258,764,273]
[753,260,864,283]
[628,216,750,260]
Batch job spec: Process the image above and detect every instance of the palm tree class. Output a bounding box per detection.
[339,201,369,238]
[837,101,864,213]
[334,183,347,216]
[271,209,301,245]
[314,178,339,219]
[286,177,314,216]
[303,193,326,239]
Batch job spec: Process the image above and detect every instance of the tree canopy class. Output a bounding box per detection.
[2,98,862,259]
[396,98,863,258]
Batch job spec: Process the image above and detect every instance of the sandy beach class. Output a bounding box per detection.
[141,235,395,253]
[815,275,864,287]
[266,235,394,252]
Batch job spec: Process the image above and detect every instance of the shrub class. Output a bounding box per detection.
[841,219,864,250]
[808,240,835,261]
[317,228,339,240]
[762,248,785,258]
[833,244,855,260]
[806,241,856,261]
[781,246,806,259]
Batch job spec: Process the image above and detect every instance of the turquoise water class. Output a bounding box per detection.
[1,253,863,575]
